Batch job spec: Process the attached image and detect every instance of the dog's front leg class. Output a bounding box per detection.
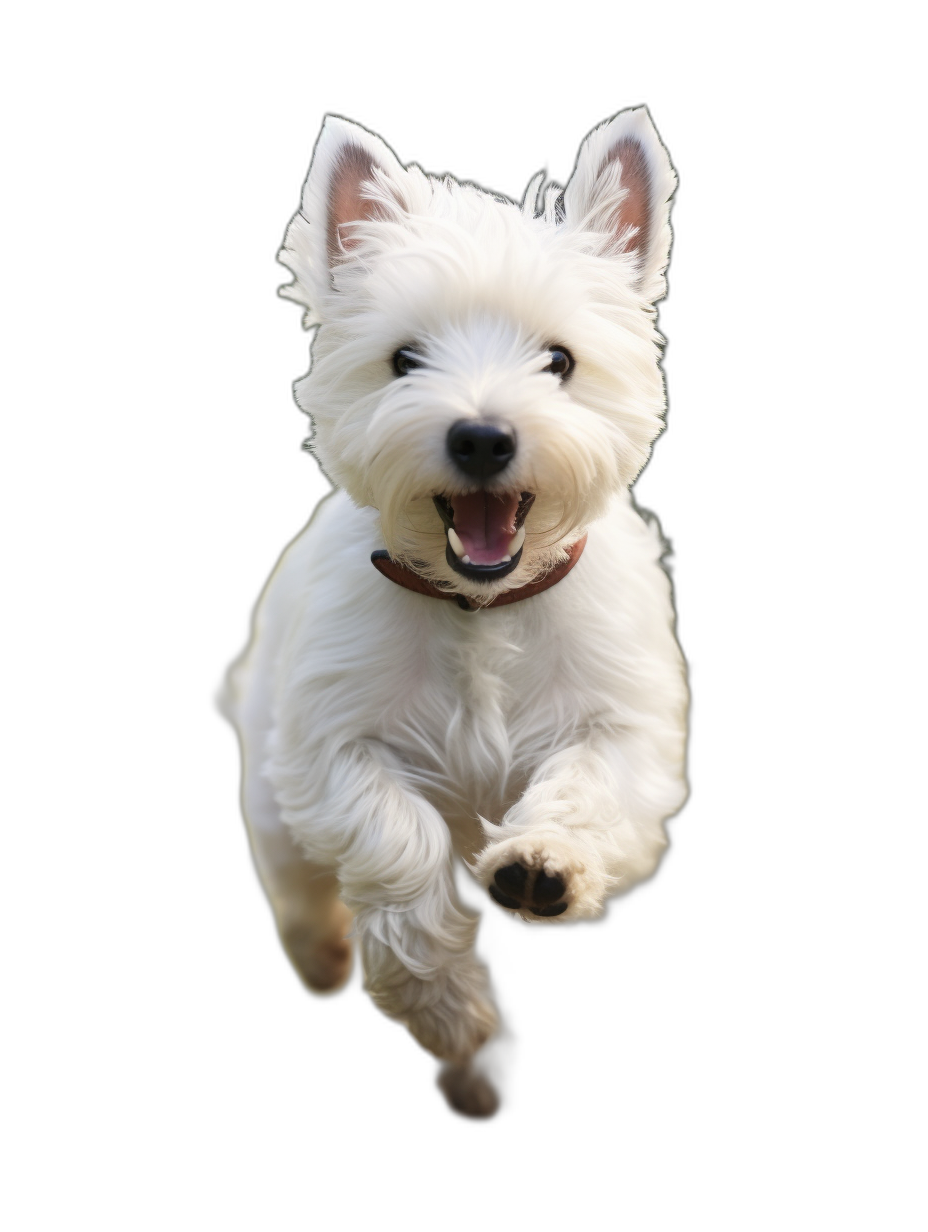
[474,729,686,920]
[279,739,498,1064]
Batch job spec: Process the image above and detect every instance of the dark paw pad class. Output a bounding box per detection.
[493,862,528,897]
[490,863,568,917]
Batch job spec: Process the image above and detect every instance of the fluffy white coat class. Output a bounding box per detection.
[224,107,689,1115]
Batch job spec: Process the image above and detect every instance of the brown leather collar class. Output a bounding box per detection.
[371,536,587,612]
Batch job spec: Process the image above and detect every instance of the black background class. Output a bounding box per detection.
[152,62,788,1148]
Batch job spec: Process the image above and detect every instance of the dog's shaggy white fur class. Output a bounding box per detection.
[224,108,688,1116]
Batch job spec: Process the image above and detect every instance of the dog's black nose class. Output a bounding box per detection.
[446,420,516,479]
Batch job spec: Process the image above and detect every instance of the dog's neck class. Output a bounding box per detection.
[371,537,587,612]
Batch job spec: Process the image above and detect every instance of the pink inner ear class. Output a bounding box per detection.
[327,144,383,265]
[600,138,651,258]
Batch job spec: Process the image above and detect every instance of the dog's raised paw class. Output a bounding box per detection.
[476,832,609,920]
[488,863,568,917]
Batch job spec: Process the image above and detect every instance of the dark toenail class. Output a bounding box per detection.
[532,901,568,917]
[494,863,528,895]
[489,884,521,910]
[532,872,565,904]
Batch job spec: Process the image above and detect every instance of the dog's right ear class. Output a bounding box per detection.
[279,116,408,326]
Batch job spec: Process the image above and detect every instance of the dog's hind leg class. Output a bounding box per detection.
[246,792,353,994]
[228,654,353,993]
[273,738,499,1074]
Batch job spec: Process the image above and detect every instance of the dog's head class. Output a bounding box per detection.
[279,109,676,600]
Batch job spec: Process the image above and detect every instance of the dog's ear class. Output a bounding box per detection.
[562,106,676,303]
[279,115,408,325]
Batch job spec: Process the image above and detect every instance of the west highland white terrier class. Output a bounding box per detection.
[224,107,689,1116]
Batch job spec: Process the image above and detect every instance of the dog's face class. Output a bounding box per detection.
[279,109,676,599]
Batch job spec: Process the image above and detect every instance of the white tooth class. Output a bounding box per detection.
[447,528,465,558]
[508,526,526,555]
[501,555,511,563]
[462,555,471,565]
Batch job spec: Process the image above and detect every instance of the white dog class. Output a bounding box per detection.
[224,107,689,1116]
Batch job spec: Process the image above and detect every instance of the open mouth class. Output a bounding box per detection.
[433,491,535,582]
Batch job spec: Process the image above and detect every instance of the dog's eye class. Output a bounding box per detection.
[392,348,424,377]
[544,346,574,379]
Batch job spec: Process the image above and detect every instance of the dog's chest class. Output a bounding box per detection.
[381,608,578,819]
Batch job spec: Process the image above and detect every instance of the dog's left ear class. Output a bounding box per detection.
[562,106,676,303]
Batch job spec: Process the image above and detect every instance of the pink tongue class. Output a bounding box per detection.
[452,492,521,564]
